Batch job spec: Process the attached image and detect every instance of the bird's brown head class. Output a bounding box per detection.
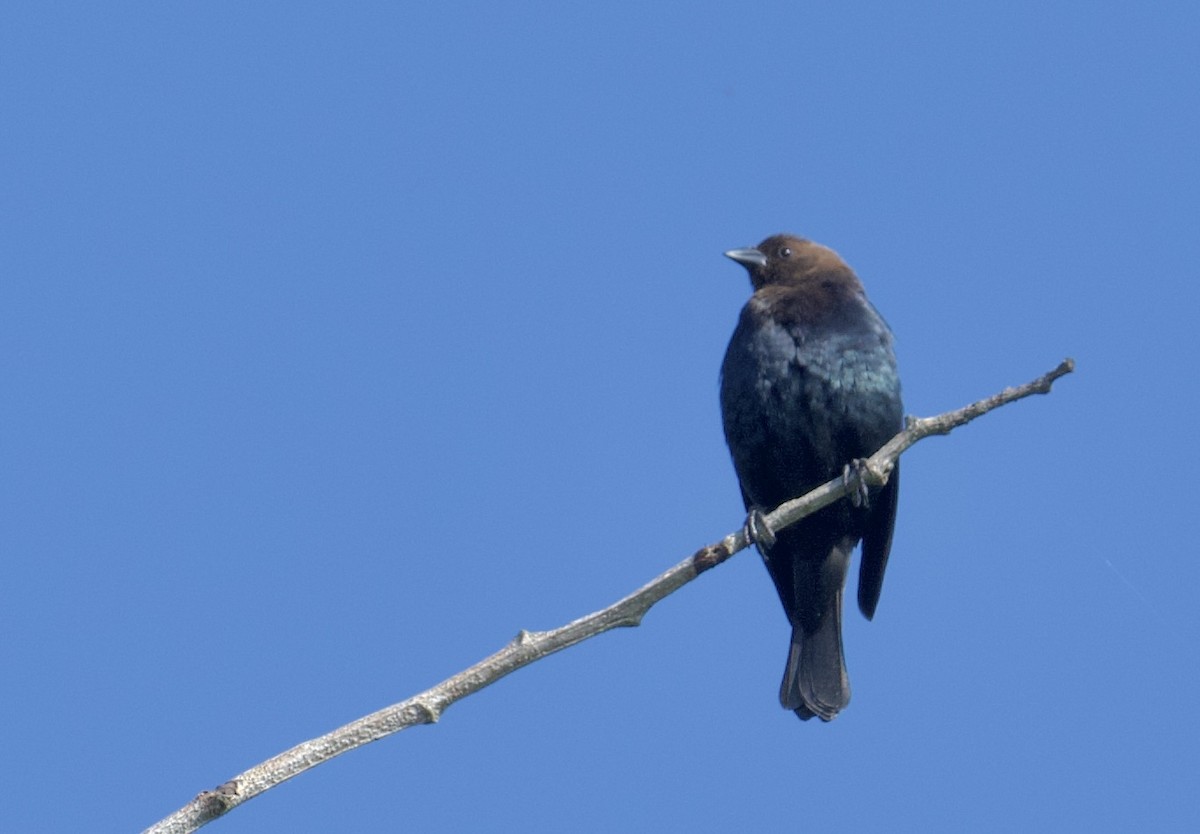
[725,234,857,292]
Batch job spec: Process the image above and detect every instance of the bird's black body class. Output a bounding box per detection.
[719,234,903,721]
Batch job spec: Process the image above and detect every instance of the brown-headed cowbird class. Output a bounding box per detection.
[720,234,903,721]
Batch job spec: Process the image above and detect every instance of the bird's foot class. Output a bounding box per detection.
[843,459,872,508]
[744,508,776,555]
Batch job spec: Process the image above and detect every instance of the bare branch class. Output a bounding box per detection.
[143,357,1074,834]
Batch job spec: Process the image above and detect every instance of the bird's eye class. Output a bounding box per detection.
[779,247,792,258]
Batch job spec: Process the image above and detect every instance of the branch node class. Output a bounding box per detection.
[194,782,238,822]
[414,699,442,724]
[691,542,733,574]
[615,613,645,628]
[863,458,891,486]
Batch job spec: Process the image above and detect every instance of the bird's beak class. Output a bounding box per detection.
[724,247,768,269]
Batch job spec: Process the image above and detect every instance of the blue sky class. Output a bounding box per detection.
[3,2,1198,832]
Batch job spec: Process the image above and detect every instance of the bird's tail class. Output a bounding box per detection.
[779,599,850,722]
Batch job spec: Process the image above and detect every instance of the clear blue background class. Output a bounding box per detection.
[3,3,1197,832]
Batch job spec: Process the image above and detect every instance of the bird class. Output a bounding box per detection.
[719,234,903,721]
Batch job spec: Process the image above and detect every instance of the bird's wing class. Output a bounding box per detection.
[857,459,899,620]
